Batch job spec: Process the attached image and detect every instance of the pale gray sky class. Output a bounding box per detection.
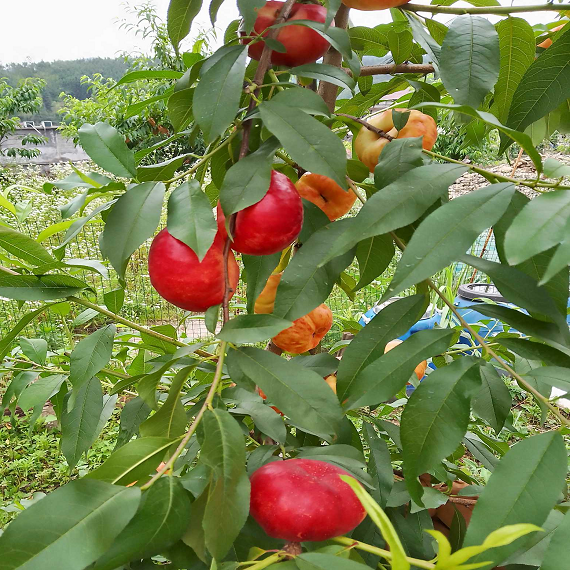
[0,0,556,65]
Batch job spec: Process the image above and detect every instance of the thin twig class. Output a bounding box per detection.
[141,340,229,490]
[424,149,570,190]
[405,2,570,14]
[336,113,394,141]
[390,233,569,427]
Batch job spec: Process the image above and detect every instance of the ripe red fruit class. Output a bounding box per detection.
[148,229,239,312]
[250,458,366,542]
[217,170,303,256]
[241,1,332,67]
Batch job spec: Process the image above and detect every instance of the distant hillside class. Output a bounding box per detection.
[0,57,130,121]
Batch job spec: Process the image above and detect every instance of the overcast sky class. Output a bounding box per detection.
[0,0,556,65]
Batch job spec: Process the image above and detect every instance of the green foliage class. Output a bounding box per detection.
[0,2,569,570]
[0,78,46,159]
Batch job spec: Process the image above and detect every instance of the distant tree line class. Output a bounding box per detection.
[0,58,130,121]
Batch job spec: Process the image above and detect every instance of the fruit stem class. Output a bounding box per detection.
[336,113,394,141]
[240,552,284,569]
[283,542,303,556]
[332,536,436,569]
[405,2,570,15]
[390,232,570,428]
[141,340,229,490]
[347,177,367,205]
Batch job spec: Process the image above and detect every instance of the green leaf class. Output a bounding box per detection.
[472,362,511,433]
[459,254,567,327]
[99,182,165,279]
[231,400,287,444]
[218,314,293,343]
[497,338,570,369]
[259,100,347,189]
[341,476,410,570]
[336,295,428,403]
[290,63,356,92]
[273,219,354,321]
[18,374,66,413]
[544,157,570,179]
[470,303,570,349]
[524,366,570,394]
[231,347,343,442]
[354,234,395,292]
[503,190,570,265]
[271,88,331,117]
[404,12,441,69]
[69,325,116,391]
[413,102,543,173]
[373,136,424,191]
[167,0,203,52]
[363,423,393,509]
[294,353,339,377]
[114,69,183,87]
[401,357,481,503]
[116,396,151,449]
[137,153,194,182]
[219,137,280,216]
[319,164,467,265]
[440,15,499,108]
[56,201,116,253]
[168,88,194,132]
[1,371,37,412]
[344,328,455,411]
[167,180,216,262]
[200,409,250,561]
[237,0,265,33]
[388,29,413,65]
[493,190,569,306]
[503,26,570,149]
[0,479,140,570]
[385,183,515,298]
[0,305,52,360]
[61,377,104,470]
[242,253,281,314]
[104,288,124,314]
[492,17,535,123]
[139,367,191,439]
[194,46,247,144]
[0,226,54,266]
[78,122,136,178]
[464,432,567,569]
[127,92,172,120]
[297,553,370,570]
[86,436,175,485]
[541,511,570,570]
[19,337,48,365]
[0,274,89,301]
[91,477,191,570]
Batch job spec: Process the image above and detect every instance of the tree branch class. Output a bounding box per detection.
[318,4,351,112]
[223,0,297,324]
[358,63,435,77]
[405,2,570,15]
[336,113,394,140]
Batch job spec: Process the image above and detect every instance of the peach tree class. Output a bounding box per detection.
[0,1,569,569]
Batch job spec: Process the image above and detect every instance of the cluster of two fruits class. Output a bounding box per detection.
[147,171,356,354]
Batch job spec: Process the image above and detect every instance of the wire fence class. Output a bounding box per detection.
[0,219,499,353]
